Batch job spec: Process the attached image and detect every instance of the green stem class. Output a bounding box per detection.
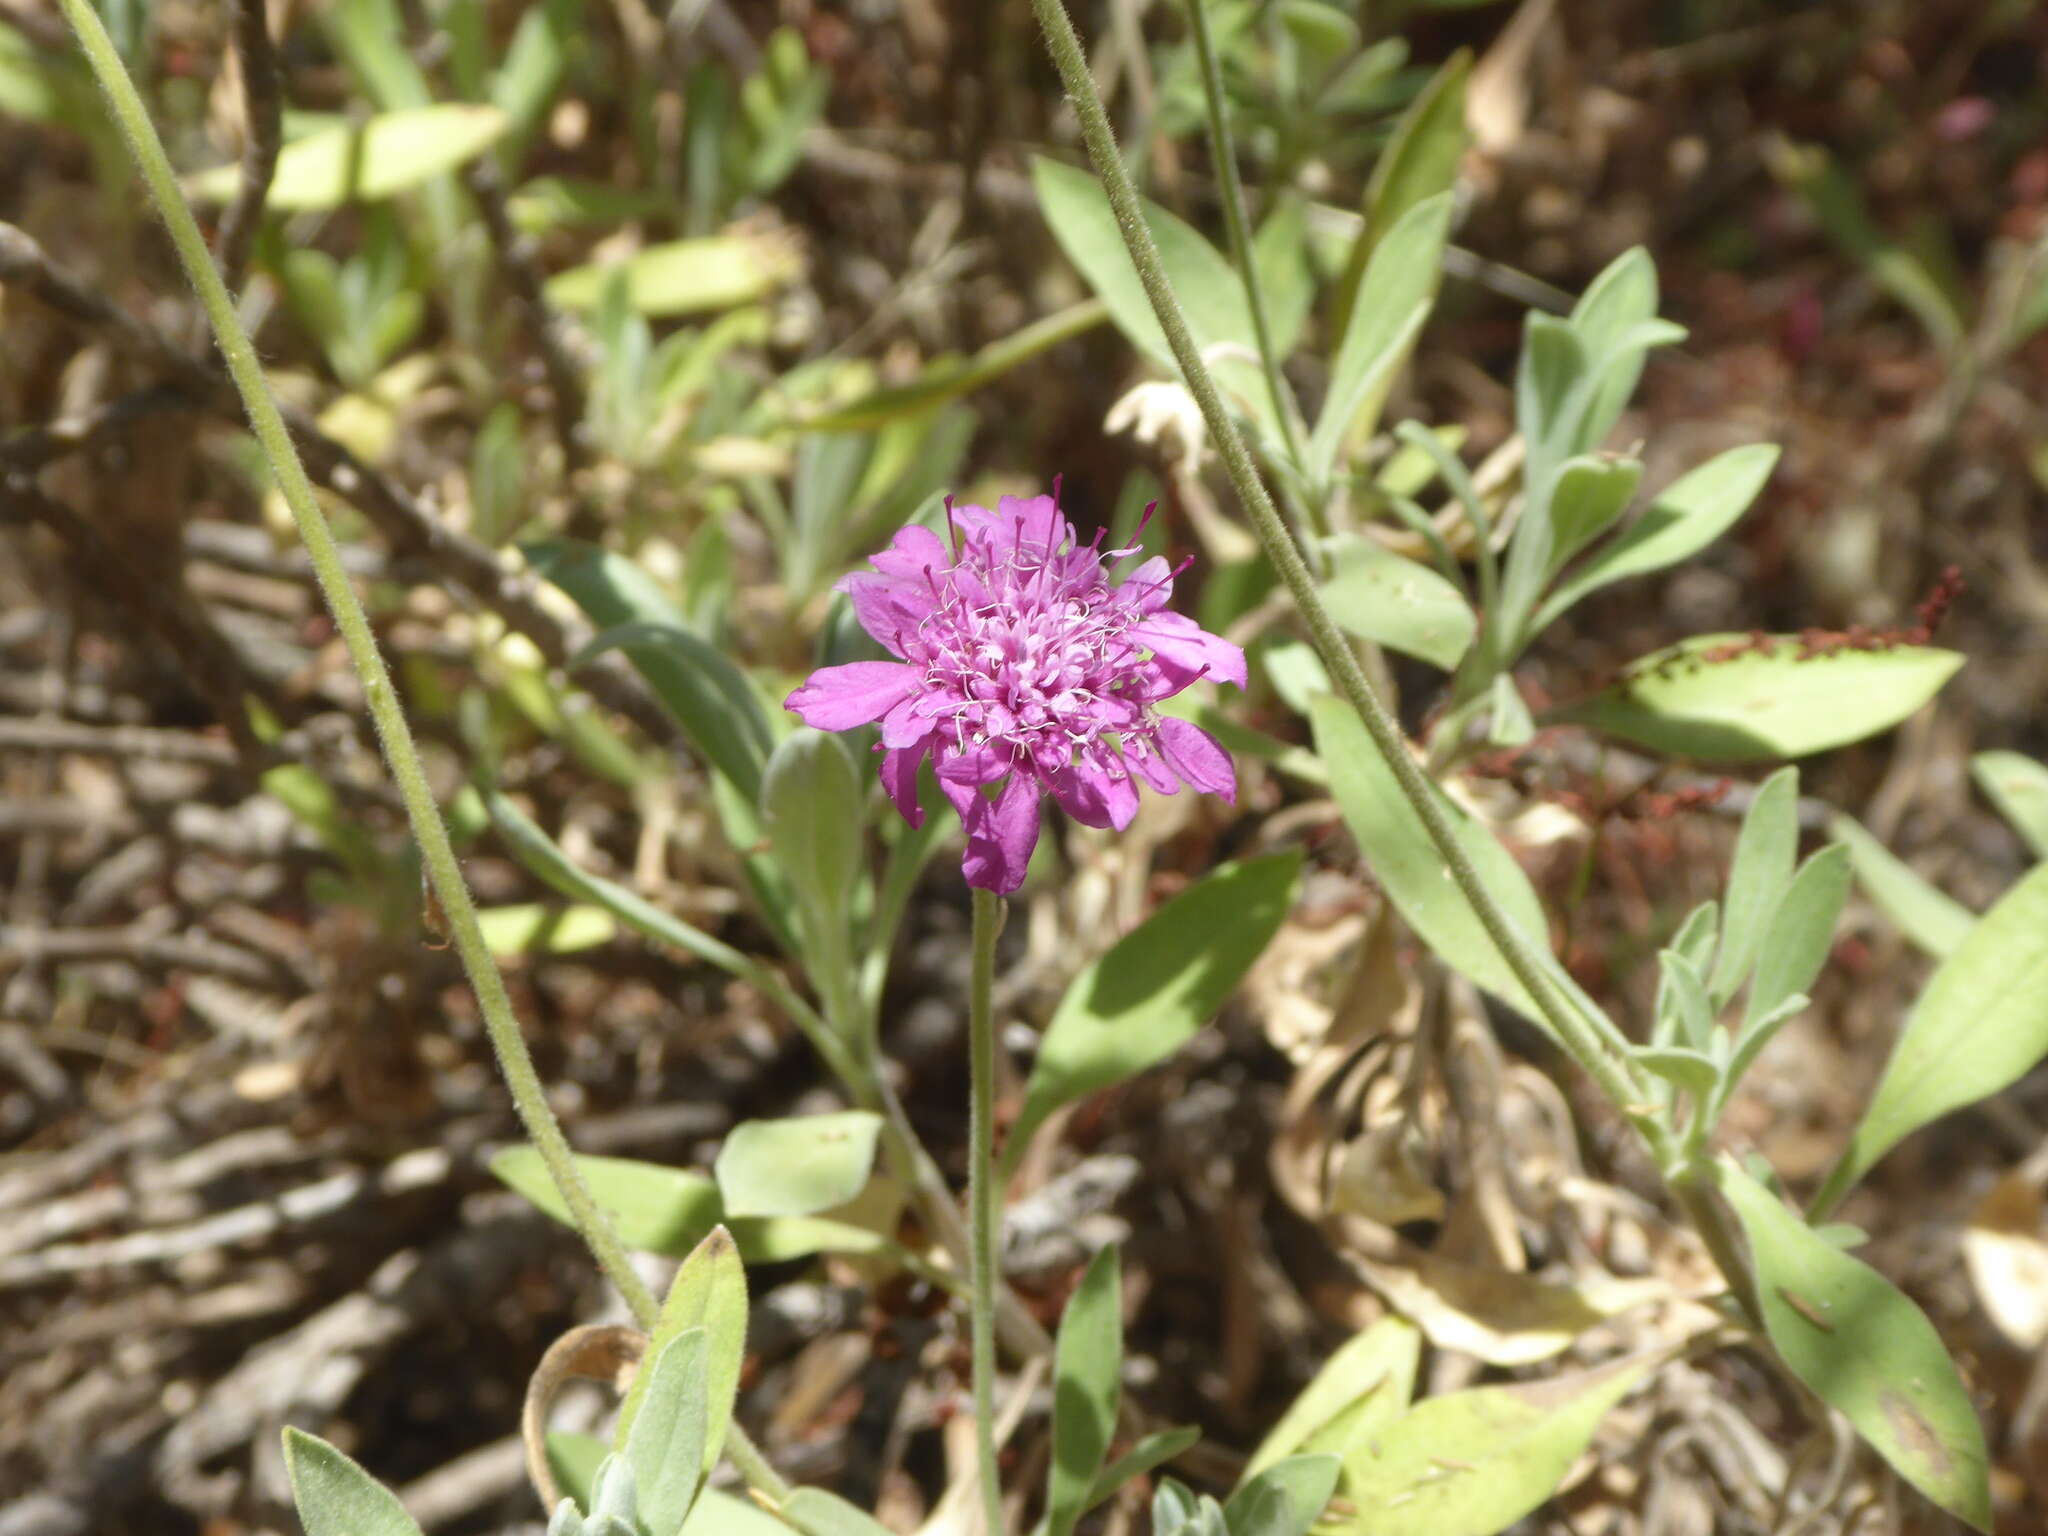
[968,888,1005,1536]
[48,0,808,1497]
[1028,0,1642,1115]
[1028,0,1776,1329]
[1183,0,1305,477]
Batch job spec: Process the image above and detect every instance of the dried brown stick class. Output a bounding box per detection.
[215,0,283,292]
[0,921,283,989]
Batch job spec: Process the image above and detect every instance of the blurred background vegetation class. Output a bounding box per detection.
[2,1,2046,1532]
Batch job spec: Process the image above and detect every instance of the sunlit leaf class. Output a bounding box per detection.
[620,1330,709,1536]
[1972,749,2048,862]
[619,1228,747,1485]
[1744,844,1848,1028]
[492,1147,723,1256]
[781,1489,896,1536]
[1554,634,1962,762]
[1318,534,1475,670]
[1005,854,1300,1176]
[1820,863,2048,1210]
[1716,1162,1990,1530]
[1709,767,1798,1005]
[1828,812,1975,959]
[475,901,617,956]
[1223,1454,1339,1536]
[185,104,507,208]
[283,1428,423,1536]
[1244,1317,1421,1481]
[546,233,803,316]
[1334,1353,1661,1535]
[714,1112,884,1218]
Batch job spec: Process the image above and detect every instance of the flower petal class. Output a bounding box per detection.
[785,661,921,730]
[1124,735,1181,796]
[961,773,1042,894]
[879,745,930,826]
[1159,717,1235,803]
[1118,555,1175,614]
[1128,612,1249,691]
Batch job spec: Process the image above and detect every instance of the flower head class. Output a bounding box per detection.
[785,489,1247,893]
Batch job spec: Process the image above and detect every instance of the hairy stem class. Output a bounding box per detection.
[50,0,805,1497]
[1182,0,1304,475]
[968,888,1005,1536]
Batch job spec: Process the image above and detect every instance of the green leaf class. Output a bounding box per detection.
[1084,1426,1202,1513]
[1709,768,1798,1005]
[546,1431,608,1510]
[527,540,772,801]
[1669,900,1719,977]
[1554,634,1962,763]
[1244,1317,1420,1481]
[1820,862,2048,1209]
[1318,534,1475,670]
[1335,1352,1660,1535]
[1333,50,1468,343]
[621,1330,710,1536]
[1535,444,1780,631]
[475,902,617,956]
[1566,249,1662,456]
[1545,455,1642,574]
[186,105,507,208]
[1310,696,1551,1025]
[619,1227,748,1484]
[1744,844,1849,1028]
[1633,1045,1720,1103]
[1652,948,1715,1051]
[1715,1162,1990,1529]
[1308,193,1453,480]
[493,1147,723,1257]
[682,1490,792,1536]
[1223,1454,1340,1536]
[1717,992,1809,1116]
[1252,193,1316,360]
[1030,156,1272,430]
[780,1489,897,1536]
[1047,1244,1124,1536]
[796,300,1109,432]
[714,1111,884,1219]
[1972,749,2048,862]
[1828,812,1975,960]
[546,234,803,316]
[282,1428,423,1536]
[1005,854,1300,1175]
[760,729,866,933]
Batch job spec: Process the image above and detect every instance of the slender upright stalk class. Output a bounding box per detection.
[967,888,1005,1536]
[1027,0,1777,1330]
[1182,0,1304,474]
[46,0,812,1498]
[1028,0,1642,1115]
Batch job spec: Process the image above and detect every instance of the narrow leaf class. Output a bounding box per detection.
[1223,1454,1340,1536]
[1715,1162,1990,1529]
[1555,634,1962,763]
[1710,768,1798,1005]
[1821,863,2048,1208]
[492,1147,723,1257]
[1244,1317,1420,1481]
[282,1428,424,1536]
[1047,1245,1125,1536]
[546,233,803,316]
[1337,1353,1661,1535]
[1972,750,2048,862]
[781,1489,897,1536]
[619,1227,748,1484]
[185,104,507,208]
[1318,534,1475,671]
[621,1330,710,1536]
[1828,812,1975,960]
[1006,854,1300,1174]
[1744,844,1849,1028]
[714,1111,884,1218]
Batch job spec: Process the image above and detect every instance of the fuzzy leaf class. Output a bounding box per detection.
[1828,813,1975,959]
[1048,1245,1124,1536]
[1318,534,1475,670]
[283,1428,423,1536]
[714,1112,884,1219]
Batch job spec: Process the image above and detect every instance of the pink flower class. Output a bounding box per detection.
[785,490,1246,893]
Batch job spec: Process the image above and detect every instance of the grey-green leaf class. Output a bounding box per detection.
[1335,1352,1661,1535]
[1309,193,1453,479]
[1005,854,1300,1175]
[1223,1454,1340,1536]
[1535,444,1780,630]
[1634,1045,1720,1104]
[1244,1317,1420,1481]
[1819,862,2048,1211]
[282,1428,424,1536]
[1710,768,1798,1005]
[760,728,866,934]
[185,104,507,208]
[714,1111,884,1219]
[619,1227,748,1483]
[620,1330,710,1536]
[1828,812,1975,960]
[1555,634,1962,764]
[1972,749,2048,862]
[492,1147,723,1257]
[1545,455,1643,575]
[1047,1244,1125,1536]
[1745,843,1849,1028]
[781,1489,898,1536]
[1318,534,1476,670]
[1715,1162,1990,1530]
[1311,696,1551,1027]
[528,540,772,800]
